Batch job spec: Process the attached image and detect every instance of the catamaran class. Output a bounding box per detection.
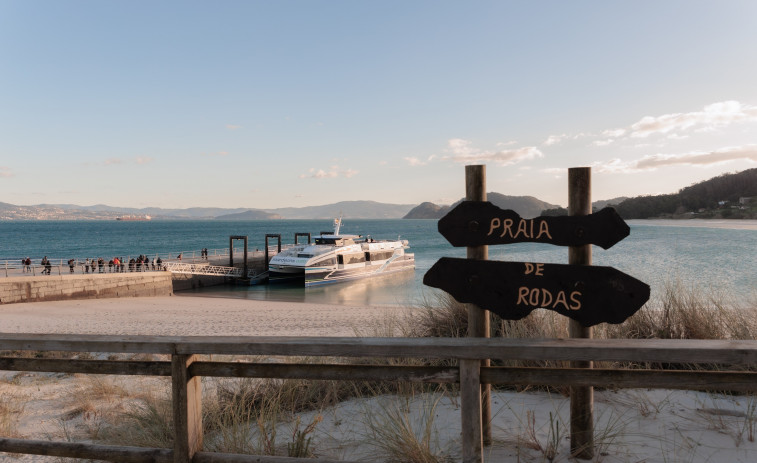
[267,217,415,286]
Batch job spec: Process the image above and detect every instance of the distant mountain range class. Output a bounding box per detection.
[1,168,754,220]
[0,200,417,221]
[403,193,561,219]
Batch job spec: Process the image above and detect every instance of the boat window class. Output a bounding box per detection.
[298,253,314,258]
[310,257,336,267]
[367,250,396,261]
[343,253,365,264]
[315,238,338,245]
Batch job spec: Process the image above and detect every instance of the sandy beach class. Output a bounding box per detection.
[0,295,406,337]
[2,296,757,462]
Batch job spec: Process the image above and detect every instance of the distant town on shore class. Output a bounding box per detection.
[1,168,755,221]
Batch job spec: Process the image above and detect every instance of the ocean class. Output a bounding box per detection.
[1,219,755,307]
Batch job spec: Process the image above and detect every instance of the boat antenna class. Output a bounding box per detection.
[334,213,342,235]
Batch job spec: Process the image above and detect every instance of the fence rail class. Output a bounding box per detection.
[2,245,293,278]
[2,334,757,462]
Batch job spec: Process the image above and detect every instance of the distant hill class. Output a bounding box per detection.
[215,210,282,220]
[594,197,630,209]
[614,168,757,219]
[266,201,415,219]
[404,193,560,219]
[402,202,445,219]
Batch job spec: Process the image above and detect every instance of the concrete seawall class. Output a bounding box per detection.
[0,272,174,305]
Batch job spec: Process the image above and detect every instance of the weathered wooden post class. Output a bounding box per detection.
[568,167,594,459]
[172,354,203,462]
[460,164,490,462]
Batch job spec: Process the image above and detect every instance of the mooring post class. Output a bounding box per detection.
[460,164,490,462]
[228,236,234,268]
[568,167,594,459]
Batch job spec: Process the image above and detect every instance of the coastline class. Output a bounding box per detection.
[628,218,757,230]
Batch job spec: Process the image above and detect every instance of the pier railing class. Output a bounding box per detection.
[1,245,289,278]
[1,334,757,462]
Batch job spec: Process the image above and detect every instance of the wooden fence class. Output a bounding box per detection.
[2,334,757,462]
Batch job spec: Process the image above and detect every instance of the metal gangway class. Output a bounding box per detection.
[163,262,244,277]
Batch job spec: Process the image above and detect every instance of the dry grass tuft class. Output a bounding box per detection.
[361,391,453,463]
[99,393,174,448]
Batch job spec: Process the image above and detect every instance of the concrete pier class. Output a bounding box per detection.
[0,272,173,305]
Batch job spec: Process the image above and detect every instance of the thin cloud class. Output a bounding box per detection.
[404,155,436,166]
[543,133,590,146]
[544,101,757,149]
[0,166,14,178]
[226,125,241,130]
[629,101,757,138]
[135,156,153,165]
[593,145,757,173]
[299,166,359,179]
[104,158,123,165]
[445,138,543,165]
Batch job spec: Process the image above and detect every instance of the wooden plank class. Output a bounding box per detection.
[438,202,629,249]
[172,354,202,463]
[194,451,363,463]
[3,334,757,365]
[481,367,757,391]
[0,438,172,462]
[460,358,483,463]
[190,362,458,383]
[423,258,650,326]
[0,357,171,376]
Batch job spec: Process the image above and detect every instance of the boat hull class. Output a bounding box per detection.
[305,255,415,287]
[269,254,415,287]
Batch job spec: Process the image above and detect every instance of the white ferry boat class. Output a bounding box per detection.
[268,217,415,286]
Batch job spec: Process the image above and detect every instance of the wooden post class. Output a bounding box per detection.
[461,165,490,461]
[460,358,483,463]
[172,354,203,462]
[568,167,594,459]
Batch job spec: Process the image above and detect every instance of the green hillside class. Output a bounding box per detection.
[613,168,757,219]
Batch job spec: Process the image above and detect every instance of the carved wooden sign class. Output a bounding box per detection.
[424,257,650,327]
[438,202,629,249]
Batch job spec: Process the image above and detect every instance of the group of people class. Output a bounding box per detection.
[20,249,215,275]
[23,255,167,275]
[81,255,164,273]
[20,256,52,274]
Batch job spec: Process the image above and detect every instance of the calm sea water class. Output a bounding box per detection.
[1,219,755,306]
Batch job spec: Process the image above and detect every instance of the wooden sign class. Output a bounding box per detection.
[423,257,650,327]
[438,202,629,249]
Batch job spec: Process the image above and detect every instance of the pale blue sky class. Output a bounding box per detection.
[2,1,756,209]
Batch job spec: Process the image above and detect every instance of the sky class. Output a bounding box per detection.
[2,1,757,210]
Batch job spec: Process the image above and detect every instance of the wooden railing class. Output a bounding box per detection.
[2,334,757,462]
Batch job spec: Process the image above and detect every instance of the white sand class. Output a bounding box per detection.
[0,295,405,336]
[2,296,757,462]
